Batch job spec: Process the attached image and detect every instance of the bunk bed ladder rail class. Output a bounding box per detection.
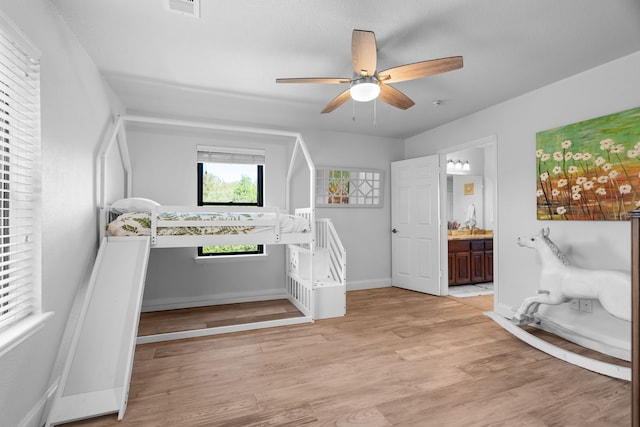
[285,208,314,318]
[315,218,346,287]
[293,208,314,250]
[287,213,346,320]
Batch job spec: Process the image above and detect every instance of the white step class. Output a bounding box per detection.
[314,278,345,319]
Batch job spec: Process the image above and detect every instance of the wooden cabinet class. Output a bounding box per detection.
[448,238,493,285]
[448,240,471,285]
[448,252,455,285]
[484,240,494,282]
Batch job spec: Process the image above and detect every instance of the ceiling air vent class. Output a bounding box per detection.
[166,0,200,18]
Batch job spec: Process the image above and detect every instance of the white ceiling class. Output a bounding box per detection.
[51,0,640,139]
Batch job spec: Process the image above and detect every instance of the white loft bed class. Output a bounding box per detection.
[46,116,345,426]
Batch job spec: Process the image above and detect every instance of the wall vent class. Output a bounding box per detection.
[166,0,200,18]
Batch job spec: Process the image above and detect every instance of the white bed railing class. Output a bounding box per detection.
[294,207,314,223]
[286,275,313,317]
[150,205,284,246]
[294,207,314,248]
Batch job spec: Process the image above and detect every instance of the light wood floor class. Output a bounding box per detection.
[447,293,494,312]
[66,288,630,426]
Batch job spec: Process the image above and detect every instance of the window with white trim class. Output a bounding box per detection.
[0,19,42,335]
[196,146,264,256]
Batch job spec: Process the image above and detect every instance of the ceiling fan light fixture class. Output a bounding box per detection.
[350,77,380,102]
[277,29,462,113]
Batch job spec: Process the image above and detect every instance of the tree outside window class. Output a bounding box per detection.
[197,159,264,256]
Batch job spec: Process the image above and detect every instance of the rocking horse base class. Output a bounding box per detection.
[511,314,539,326]
[485,311,631,381]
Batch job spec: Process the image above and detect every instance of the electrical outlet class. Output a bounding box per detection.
[580,299,593,313]
[569,299,580,311]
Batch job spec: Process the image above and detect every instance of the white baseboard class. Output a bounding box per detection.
[347,278,391,291]
[141,288,288,312]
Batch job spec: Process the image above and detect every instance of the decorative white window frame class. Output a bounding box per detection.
[316,166,384,208]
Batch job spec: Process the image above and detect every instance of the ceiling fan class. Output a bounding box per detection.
[276,29,463,114]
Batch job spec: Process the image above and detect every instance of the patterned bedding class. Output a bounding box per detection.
[106,211,310,237]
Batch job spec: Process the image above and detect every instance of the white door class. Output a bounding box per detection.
[391,155,441,294]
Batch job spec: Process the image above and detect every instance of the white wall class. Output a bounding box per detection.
[406,51,640,351]
[0,1,124,426]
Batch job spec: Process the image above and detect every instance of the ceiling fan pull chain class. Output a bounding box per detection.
[352,99,356,122]
[373,98,377,126]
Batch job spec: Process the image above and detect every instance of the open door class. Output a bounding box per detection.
[391,155,441,294]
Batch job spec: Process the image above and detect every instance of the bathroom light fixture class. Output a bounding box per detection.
[447,159,470,173]
[350,77,380,102]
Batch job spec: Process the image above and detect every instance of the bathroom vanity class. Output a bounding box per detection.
[448,234,493,286]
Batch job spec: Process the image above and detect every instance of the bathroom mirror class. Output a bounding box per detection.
[447,175,484,229]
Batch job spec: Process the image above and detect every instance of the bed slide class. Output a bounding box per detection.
[47,236,150,426]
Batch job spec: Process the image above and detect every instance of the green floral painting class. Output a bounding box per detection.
[536,106,640,220]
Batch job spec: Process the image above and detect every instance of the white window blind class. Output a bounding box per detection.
[197,145,264,165]
[0,23,41,334]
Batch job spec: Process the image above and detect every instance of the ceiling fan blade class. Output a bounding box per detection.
[276,77,351,84]
[378,83,415,110]
[321,88,352,114]
[351,29,377,77]
[379,56,463,83]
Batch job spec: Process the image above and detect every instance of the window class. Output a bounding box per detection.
[0,15,45,347]
[197,146,264,256]
[316,167,384,207]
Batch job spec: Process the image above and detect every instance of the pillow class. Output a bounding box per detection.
[111,197,160,213]
[106,212,152,236]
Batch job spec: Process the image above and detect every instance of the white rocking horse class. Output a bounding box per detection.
[513,228,630,325]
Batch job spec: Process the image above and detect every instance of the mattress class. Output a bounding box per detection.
[106,211,310,237]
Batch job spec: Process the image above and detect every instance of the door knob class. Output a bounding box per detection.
[392,228,398,234]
